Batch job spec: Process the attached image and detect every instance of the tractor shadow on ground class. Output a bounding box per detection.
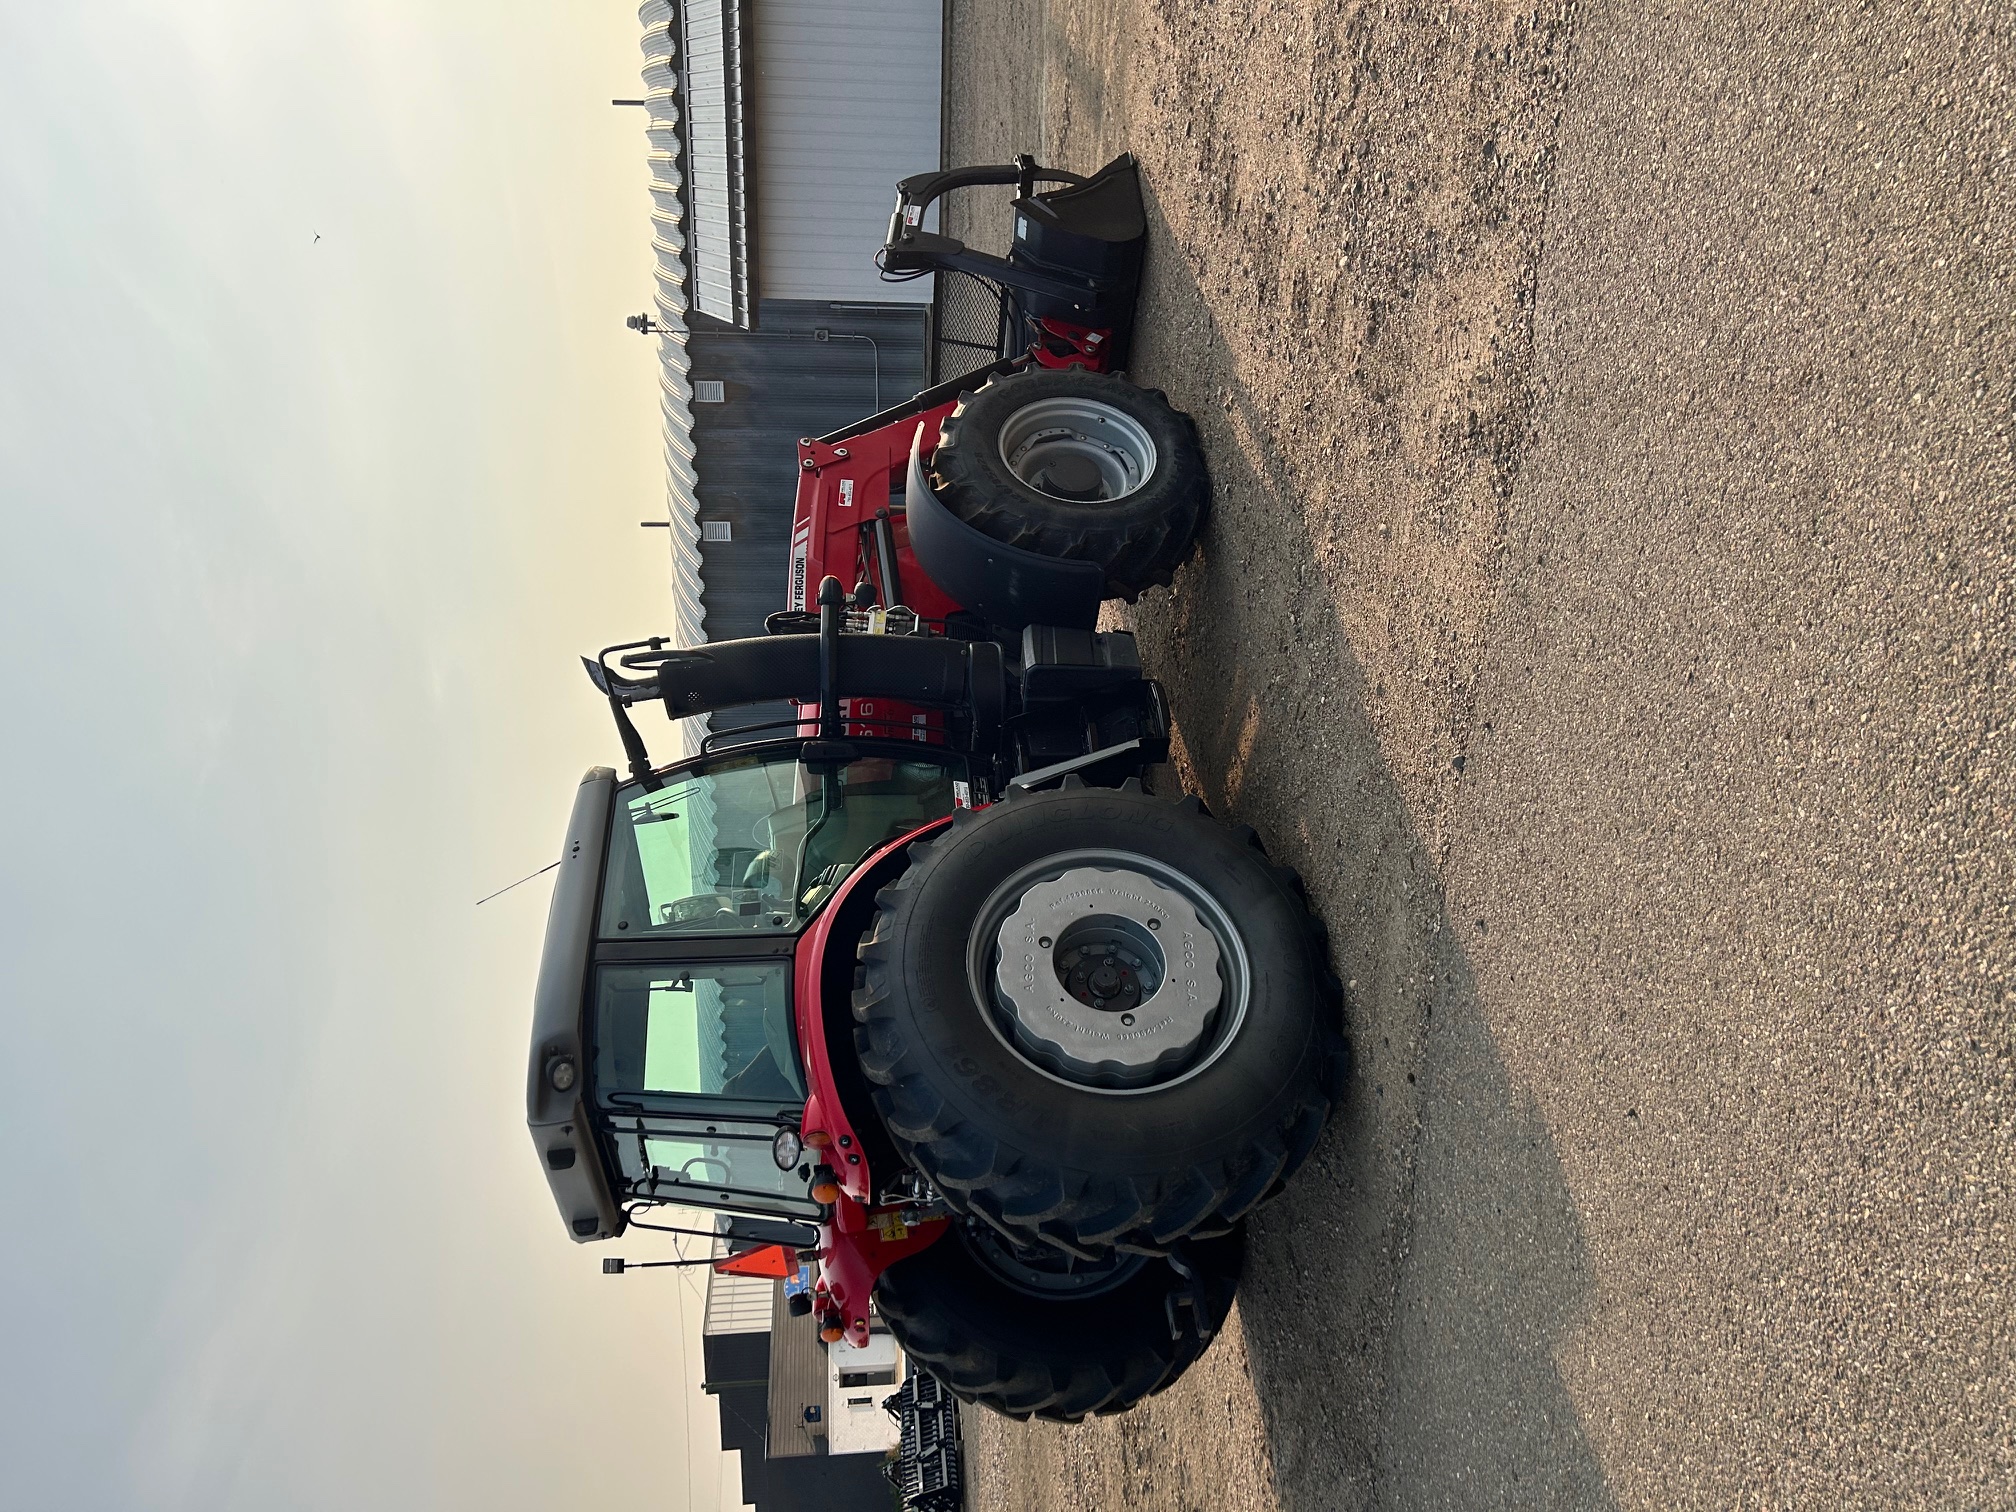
[937,9,1615,1500]
[1113,187,1618,1512]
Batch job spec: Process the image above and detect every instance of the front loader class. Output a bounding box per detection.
[526,155,1348,1421]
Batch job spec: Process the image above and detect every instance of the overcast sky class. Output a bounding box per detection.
[0,4,747,1507]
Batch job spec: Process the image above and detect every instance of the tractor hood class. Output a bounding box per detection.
[525,766,627,1243]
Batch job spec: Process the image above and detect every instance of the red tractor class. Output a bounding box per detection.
[528,156,1347,1421]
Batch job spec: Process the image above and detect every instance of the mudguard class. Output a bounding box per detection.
[902,424,1105,631]
[793,816,959,1347]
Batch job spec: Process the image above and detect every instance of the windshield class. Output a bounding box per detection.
[599,747,959,938]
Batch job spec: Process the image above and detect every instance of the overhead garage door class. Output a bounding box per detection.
[750,0,943,304]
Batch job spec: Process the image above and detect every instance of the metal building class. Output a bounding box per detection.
[699,1267,903,1512]
[634,1,942,745]
[685,299,926,649]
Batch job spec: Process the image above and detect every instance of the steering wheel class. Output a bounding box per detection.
[673,1155,731,1186]
[661,894,729,925]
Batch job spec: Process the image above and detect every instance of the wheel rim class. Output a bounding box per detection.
[958,1220,1148,1299]
[967,849,1252,1097]
[996,396,1159,503]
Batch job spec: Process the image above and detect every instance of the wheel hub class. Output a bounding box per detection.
[991,865,1223,1089]
[997,396,1159,503]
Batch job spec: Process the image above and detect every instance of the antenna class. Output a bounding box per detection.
[474,859,560,906]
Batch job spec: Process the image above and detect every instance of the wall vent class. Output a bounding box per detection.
[701,520,734,542]
[692,379,726,403]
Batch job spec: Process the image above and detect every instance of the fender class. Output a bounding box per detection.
[793,814,959,1346]
[791,813,954,1202]
[902,423,1105,631]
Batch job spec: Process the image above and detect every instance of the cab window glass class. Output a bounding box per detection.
[601,760,801,937]
[595,962,802,1105]
[606,1118,818,1218]
[599,752,958,937]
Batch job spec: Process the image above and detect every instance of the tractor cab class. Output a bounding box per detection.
[527,739,971,1245]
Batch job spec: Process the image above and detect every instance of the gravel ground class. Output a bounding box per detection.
[943,2,2015,1508]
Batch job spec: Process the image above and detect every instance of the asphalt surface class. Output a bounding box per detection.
[943,2,2015,1508]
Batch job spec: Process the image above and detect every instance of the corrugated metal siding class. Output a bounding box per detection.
[689,299,925,733]
[749,0,943,302]
[704,1264,779,1336]
[676,0,753,323]
[640,5,934,742]
[637,2,710,759]
[764,1282,828,1457]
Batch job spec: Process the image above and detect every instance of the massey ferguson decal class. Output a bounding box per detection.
[789,520,812,612]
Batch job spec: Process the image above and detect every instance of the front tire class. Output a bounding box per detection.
[929,368,1209,599]
[853,785,1346,1257]
[875,1221,1243,1421]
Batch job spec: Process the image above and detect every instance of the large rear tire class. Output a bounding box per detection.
[928,368,1208,599]
[854,784,1346,1257]
[875,1221,1243,1421]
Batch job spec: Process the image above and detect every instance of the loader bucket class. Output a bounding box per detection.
[1009,154,1147,361]
[1013,155,1147,284]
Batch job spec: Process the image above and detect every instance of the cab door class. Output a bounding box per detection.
[590,953,819,1218]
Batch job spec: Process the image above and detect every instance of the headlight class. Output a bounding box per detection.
[771,1127,803,1171]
